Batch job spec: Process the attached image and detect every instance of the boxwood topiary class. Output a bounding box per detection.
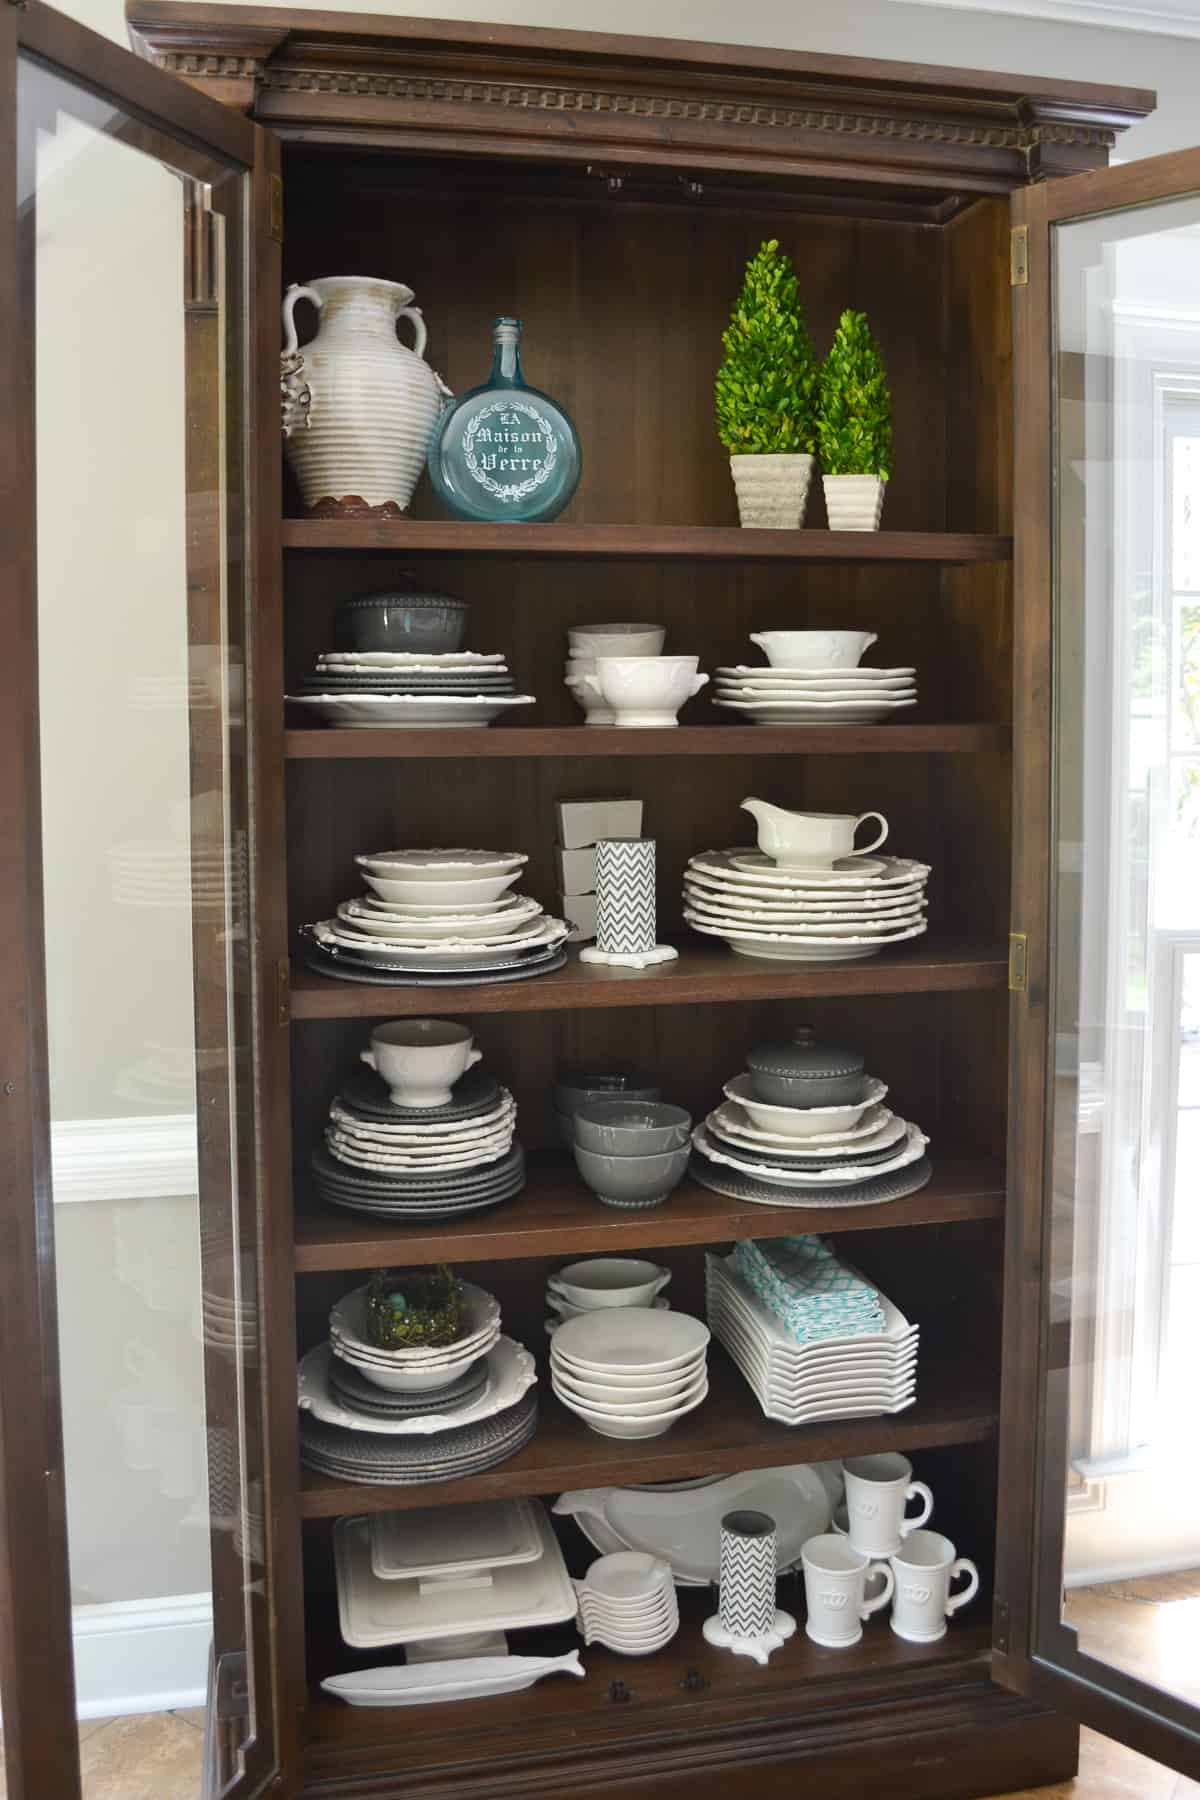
[816,309,892,477]
[715,239,819,456]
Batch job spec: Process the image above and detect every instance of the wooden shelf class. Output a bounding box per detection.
[293,1147,1004,1272]
[303,1588,990,1773]
[298,1348,998,1519]
[289,942,1008,1021]
[285,723,1012,761]
[281,520,1013,563]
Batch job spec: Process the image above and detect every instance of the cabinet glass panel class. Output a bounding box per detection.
[18,55,270,1794]
[1047,192,1200,1714]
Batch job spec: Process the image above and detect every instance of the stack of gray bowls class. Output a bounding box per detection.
[554,1071,692,1210]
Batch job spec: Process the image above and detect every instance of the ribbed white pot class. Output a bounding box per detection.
[823,474,886,531]
[729,453,814,530]
[281,277,446,517]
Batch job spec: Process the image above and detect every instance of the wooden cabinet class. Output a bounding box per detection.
[3,3,1199,1795]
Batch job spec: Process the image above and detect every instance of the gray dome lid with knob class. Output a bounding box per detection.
[745,1025,864,1081]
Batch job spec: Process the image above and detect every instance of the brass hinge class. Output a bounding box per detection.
[275,956,290,1025]
[1008,932,1029,993]
[1010,224,1029,287]
[269,174,283,246]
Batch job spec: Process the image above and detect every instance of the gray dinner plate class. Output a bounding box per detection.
[301,940,568,988]
[338,1063,502,1124]
[298,1390,537,1483]
[689,1152,933,1209]
[327,1354,489,1418]
[313,1142,524,1194]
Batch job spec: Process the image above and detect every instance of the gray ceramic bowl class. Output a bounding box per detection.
[553,1073,660,1116]
[342,587,470,654]
[573,1142,690,1207]
[748,1069,868,1108]
[573,1100,692,1157]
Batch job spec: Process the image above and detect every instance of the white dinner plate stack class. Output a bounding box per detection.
[682,848,930,962]
[107,835,246,920]
[713,664,917,726]
[551,1309,710,1440]
[705,1252,919,1425]
[303,848,570,987]
[286,649,536,729]
[573,1552,680,1655]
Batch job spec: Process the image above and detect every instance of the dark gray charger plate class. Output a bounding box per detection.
[339,1062,503,1125]
[298,1389,537,1484]
[689,1152,933,1209]
[301,938,568,988]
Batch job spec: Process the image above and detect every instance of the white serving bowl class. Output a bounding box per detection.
[361,870,524,905]
[356,849,527,881]
[564,670,617,726]
[553,1369,706,1415]
[331,1338,495,1393]
[748,630,878,670]
[555,1381,709,1439]
[549,1259,671,1310]
[722,1071,888,1138]
[551,1307,710,1374]
[568,623,666,658]
[583,656,708,729]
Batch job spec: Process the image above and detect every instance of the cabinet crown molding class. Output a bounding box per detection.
[127,1,1154,189]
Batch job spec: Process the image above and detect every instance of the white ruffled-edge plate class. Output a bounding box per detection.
[713,694,917,712]
[683,889,925,926]
[716,665,916,679]
[689,850,931,890]
[362,893,522,917]
[325,1127,515,1173]
[312,917,568,964]
[336,900,544,943]
[321,1651,583,1707]
[356,848,528,876]
[684,900,926,936]
[706,1103,906,1157]
[723,1071,888,1130]
[328,1096,515,1144]
[692,1120,928,1185]
[298,1336,536,1436]
[715,681,917,696]
[685,910,929,952]
[288,693,535,710]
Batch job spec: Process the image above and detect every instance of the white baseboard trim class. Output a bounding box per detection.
[51,1114,198,1205]
[72,1592,212,1718]
[1065,1549,1200,1589]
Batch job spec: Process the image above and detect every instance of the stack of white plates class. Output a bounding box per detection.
[682,849,930,962]
[573,1551,680,1654]
[303,849,570,986]
[551,1309,710,1440]
[107,836,246,918]
[713,664,916,725]
[299,1336,536,1437]
[705,1253,918,1425]
[332,1503,576,1646]
[286,650,536,729]
[200,1252,258,1354]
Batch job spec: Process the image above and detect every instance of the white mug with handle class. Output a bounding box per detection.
[842,1452,934,1556]
[888,1530,979,1643]
[801,1534,894,1648]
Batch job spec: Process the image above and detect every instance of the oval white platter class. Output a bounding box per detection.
[320,1651,584,1707]
[692,1120,927,1184]
[298,1337,535,1435]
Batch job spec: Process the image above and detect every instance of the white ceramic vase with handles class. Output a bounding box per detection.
[842,1453,933,1556]
[888,1530,979,1643]
[800,1534,894,1648]
[740,798,888,869]
[358,1019,481,1109]
[281,276,448,517]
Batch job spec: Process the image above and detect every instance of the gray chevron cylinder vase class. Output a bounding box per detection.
[717,1510,779,1641]
[593,837,656,956]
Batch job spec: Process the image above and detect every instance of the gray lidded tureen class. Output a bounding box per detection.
[744,1025,866,1108]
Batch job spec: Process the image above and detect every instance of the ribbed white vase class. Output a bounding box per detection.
[822,473,886,531]
[729,453,814,529]
[281,276,447,518]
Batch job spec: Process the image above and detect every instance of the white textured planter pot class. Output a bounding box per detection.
[729,453,814,530]
[823,473,886,532]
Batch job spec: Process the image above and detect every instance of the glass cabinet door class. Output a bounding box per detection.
[0,8,280,1797]
[1003,151,1200,1776]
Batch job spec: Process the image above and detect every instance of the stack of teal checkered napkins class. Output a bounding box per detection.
[732,1235,886,1345]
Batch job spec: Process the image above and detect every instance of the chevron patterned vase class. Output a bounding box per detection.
[579,837,678,969]
[702,1509,796,1665]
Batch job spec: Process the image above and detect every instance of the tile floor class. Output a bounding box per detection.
[0,1718,1193,1796]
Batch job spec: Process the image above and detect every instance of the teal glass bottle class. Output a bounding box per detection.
[429,317,581,523]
